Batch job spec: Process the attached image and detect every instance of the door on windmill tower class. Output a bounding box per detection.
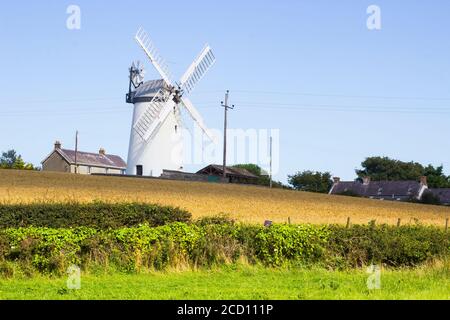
[136,165,143,176]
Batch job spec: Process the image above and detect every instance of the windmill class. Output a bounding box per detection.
[126,27,217,176]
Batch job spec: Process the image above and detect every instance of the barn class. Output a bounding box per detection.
[41,141,126,175]
[196,164,259,184]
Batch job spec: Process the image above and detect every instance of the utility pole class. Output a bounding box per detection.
[269,135,273,189]
[74,130,79,174]
[221,90,234,180]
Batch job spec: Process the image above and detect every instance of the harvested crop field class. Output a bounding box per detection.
[0,169,449,226]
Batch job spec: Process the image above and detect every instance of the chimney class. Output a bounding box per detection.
[363,176,371,185]
[333,177,341,184]
[54,141,61,150]
[99,148,106,155]
[420,176,427,186]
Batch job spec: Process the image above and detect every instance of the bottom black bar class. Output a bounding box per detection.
[1,300,447,319]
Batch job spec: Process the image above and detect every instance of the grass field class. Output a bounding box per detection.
[1,169,450,226]
[0,264,448,300]
[1,169,449,226]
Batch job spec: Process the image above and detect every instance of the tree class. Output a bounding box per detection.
[0,150,18,168]
[420,191,441,206]
[356,156,424,181]
[356,156,450,188]
[423,165,450,188]
[232,164,289,189]
[12,156,26,169]
[288,170,333,193]
[232,164,262,176]
[0,149,35,170]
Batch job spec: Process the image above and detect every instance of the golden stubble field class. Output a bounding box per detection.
[1,169,449,226]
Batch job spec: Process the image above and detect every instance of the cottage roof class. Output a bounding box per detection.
[428,188,450,204]
[42,148,126,169]
[330,180,423,198]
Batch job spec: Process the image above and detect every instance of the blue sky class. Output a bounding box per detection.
[1,1,450,182]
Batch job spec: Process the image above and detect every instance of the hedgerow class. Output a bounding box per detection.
[0,202,191,229]
[254,224,329,266]
[326,223,450,268]
[0,222,448,276]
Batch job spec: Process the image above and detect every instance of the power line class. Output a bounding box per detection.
[2,89,450,105]
[2,102,450,117]
[225,90,450,102]
[196,103,450,114]
[6,100,450,113]
[0,107,129,117]
[0,97,124,106]
[199,100,450,109]
[2,92,450,117]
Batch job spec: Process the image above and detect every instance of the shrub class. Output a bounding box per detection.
[195,214,235,226]
[420,191,442,205]
[255,224,329,266]
[0,222,448,275]
[326,224,450,267]
[0,202,191,229]
[3,227,97,273]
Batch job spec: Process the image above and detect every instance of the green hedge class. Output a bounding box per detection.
[326,223,450,268]
[0,222,448,276]
[0,202,191,229]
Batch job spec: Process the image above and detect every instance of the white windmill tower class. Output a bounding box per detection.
[126,28,217,176]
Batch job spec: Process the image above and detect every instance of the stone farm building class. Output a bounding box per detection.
[196,164,259,184]
[41,141,127,175]
[161,164,259,184]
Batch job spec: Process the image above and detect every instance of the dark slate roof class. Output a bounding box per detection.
[57,149,127,169]
[330,180,423,198]
[428,189,450,204]
[197,164,258,178]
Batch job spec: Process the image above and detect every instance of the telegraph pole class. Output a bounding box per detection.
[221,90,234,180]
[74,130,78,174]
[269,135,273,189]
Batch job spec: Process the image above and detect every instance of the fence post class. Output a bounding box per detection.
[346,217,351,228]
[446,218,449,232]
[288,217,291,225]
[397,218,401,227]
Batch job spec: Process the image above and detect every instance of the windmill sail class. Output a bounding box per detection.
[133,89,169,141]
[180,45,216,94]
[181,96,216,143]
[135,27,173,86]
